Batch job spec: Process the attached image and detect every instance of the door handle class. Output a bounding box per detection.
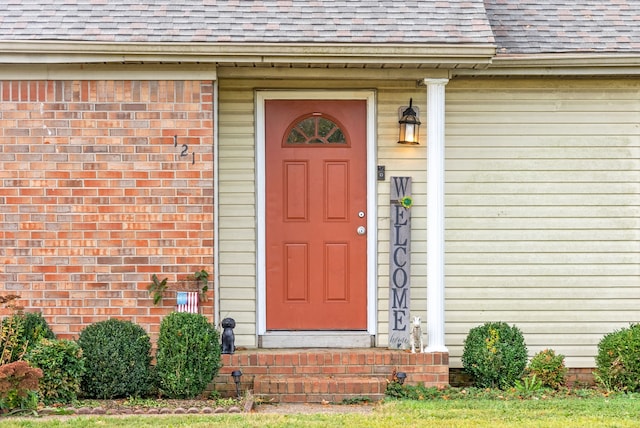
[357,226,366,235]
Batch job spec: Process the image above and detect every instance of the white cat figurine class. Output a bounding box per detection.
[409,315,424,353]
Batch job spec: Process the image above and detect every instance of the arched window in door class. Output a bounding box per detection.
[285,115,347,145]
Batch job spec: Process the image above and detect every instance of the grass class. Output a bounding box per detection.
[1,394,639,427]
[380,395,640,428]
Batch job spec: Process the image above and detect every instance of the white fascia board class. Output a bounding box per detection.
[453,53,640,76]
[0,40,496,68]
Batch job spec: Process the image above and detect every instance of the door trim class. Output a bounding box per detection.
[256,89,377,341]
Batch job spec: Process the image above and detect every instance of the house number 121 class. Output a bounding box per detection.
[174,135,195,165]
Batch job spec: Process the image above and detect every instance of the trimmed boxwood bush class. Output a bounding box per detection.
[26,338,85,404]
[155,312,221,398]
[78,319,153,399]
[462,321,528,389]
[595,324,640,392]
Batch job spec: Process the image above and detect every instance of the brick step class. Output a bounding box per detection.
[253,375,387,403]
[212,349,449,402]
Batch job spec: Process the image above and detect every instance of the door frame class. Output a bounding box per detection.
[256,89,377,341]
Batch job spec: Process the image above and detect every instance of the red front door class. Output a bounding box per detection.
[265,99,367,330]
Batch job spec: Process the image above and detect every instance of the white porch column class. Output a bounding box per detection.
[424,78,449,353]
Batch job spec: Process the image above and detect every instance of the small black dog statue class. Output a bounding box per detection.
[221,317,236,354]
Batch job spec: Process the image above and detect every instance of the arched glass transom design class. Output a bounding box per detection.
[286,116,347,145]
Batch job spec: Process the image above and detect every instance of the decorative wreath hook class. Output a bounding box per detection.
[399,196,413,209]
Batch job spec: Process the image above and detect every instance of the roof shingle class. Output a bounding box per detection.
[485,0,640,54]
[0,0,494,45]
[2,1,640,55]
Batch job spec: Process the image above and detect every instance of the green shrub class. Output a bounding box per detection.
[514,374,543,397]
[385,381,442,400]
[78,319,153,399]
[26,339,85,405]
[21,312,56,348]
[155,312,221,398]
[526,348,567,389]
[595,324,640,392]
[461,321,528,389]
[1,312,55,364]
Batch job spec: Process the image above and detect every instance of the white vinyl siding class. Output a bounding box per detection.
[217,77,428,347]
[445,77,640,368]
[217,81,258,339]
[375,87,430,345]
[217,75,640,369]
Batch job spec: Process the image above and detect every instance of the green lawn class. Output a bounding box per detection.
[2,396,640,428]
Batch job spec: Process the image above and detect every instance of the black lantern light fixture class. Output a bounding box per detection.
[395,371,407,385]
[397,98,421,145]
[231,370,243,398]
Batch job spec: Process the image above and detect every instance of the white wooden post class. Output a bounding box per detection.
[424,78,449,353]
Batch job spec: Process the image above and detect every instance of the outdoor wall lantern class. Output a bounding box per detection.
[231,370,243,398]
[395,371,407,384]
[397,98,421,145]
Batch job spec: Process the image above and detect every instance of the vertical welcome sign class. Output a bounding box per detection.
[389,177,412,349]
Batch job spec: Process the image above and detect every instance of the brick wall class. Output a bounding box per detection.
[449,367,596,388]
[0,80,214,341]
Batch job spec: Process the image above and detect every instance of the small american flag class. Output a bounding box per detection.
[176,291,199,313]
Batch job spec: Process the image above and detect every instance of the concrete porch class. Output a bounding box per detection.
[213,349,449,403]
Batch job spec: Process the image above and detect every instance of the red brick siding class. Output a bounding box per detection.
[0,80,214,341]
[449,367,596,388]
